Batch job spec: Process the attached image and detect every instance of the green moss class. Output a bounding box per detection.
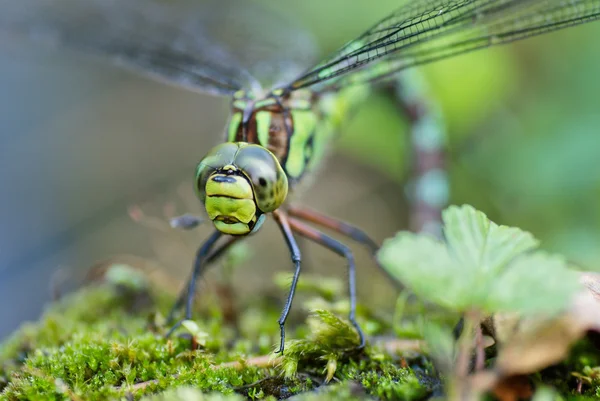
[5,261,596,400]
[279,310,432,400]
[537,338,600,398]
[0,267,428,400]
[4,262,595,400]
[280,310,362,379]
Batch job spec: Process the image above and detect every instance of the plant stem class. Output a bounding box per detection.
[474,324,485,371]
[449,309,480,400]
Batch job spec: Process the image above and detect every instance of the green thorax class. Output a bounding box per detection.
[225,85,370,187]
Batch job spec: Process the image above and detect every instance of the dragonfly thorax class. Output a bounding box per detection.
[227,89,320,185]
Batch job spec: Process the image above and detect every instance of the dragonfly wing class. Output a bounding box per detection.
[286,0,600,91]
[0,0,318,97]
[201,2,318,92]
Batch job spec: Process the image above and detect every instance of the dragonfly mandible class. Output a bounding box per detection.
[2,0,599,353]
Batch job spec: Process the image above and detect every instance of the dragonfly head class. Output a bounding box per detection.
[196,142,288,236]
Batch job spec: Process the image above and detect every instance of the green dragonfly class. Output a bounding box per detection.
[2,0,599,353]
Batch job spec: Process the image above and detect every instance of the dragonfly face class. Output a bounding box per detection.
[195,142,288,236]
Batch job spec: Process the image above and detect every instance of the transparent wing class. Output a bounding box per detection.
[0,0,318,97]
[287,0,600,91]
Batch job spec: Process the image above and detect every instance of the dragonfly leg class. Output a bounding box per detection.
[169,214,204,230]
[287,205,401,290]
[288,206,378,252]
[287,216,365,349]
[165,230,224,336]
[273,210,302,354]
[166,233,241,325]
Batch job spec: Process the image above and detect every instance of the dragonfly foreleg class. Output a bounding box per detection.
[273,210,302,354]
[165,230,224,337]
[166,233,243,324]
[288,205,378,252]
[169,214,205,230]
[287,216,365,350]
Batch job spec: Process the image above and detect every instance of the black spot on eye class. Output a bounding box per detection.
[259,177,267,187]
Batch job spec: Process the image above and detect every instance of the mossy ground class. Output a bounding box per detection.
[0,267,433,400]
[1,265,599,400]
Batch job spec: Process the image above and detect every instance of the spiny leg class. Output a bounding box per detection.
[166,233,241,325]
[273,210,302,354]
[287,216,365,349]
[287,205,401,289]
[166,230,223,336]
[288,206,378,252]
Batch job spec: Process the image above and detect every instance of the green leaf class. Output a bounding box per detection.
[180,320,209,347]
[531,386,563,401]
[442,205,539,278]
[104,264,149,291]
[485,252,580,314]
[378,233,460,310]
[377,204,579,315]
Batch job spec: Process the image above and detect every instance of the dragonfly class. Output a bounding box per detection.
[2,0,599,353]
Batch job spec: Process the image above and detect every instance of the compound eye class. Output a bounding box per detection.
[195,143,239,202]
[235,145,288,213]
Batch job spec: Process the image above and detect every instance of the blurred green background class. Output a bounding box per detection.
[0,0,599,339]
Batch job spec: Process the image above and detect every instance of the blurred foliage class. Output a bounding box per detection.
[253,0,600,268]
[378,204,600,398]
[378,205,580,314]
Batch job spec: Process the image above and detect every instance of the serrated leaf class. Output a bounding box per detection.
[485,253,580,314]
[378,205,579,315]
[378,233,463,310]
[443,205,539,278]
